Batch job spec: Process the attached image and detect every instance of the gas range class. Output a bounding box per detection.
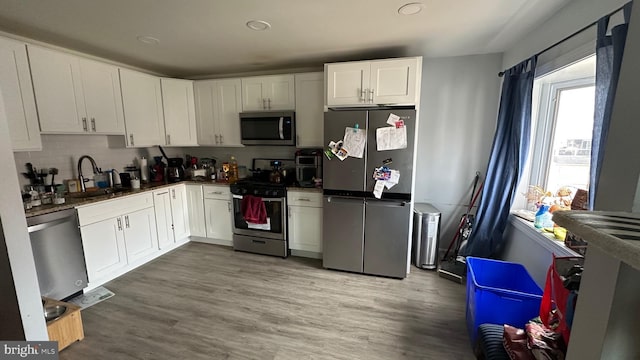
[230,179,286,198]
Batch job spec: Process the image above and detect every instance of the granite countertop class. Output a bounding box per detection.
[552,211,640,270]
[24,180,323,217]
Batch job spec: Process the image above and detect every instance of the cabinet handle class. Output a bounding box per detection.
[172,189,176,199]
[297,198,311,202]
[125,215,130,228]
[220,134,224,144]
[209,191,223,195]
[130,134,135,146]
[82,117,88,131]
[369,88,374,103]
[214,134,219,145]
[167,134,171,145]
[360,88,366,102]
[91,118,96,132]
[117,218,122,231]
[156,191,169,195]
[262,98,266,109]
[267,98,271,109]
[296,135,299,145]
[288,206,291,217]
[227,201,231,212]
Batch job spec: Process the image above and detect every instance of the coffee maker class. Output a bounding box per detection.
[167,158,185,183]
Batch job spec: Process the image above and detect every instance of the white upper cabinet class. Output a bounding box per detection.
[194,78,243,147]
[241,74,295,111]
[119,68,166,147]
[161,78,197,146]
[325,57,421,107]
[0,37,41,151]
[78,58,125,134]
[28,45,86,133]
[294,72,324,147]
[28,45,125,134]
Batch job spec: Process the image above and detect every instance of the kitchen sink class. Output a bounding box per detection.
[67,187,129,199]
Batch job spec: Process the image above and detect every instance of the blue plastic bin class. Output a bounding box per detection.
[465,257,543,346]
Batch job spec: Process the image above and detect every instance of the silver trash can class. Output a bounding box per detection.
[413,203,441,269]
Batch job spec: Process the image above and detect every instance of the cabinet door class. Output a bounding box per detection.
[161,78,197,146]
[370,58,419,105]
[28,45,86,133]
[170,186,190,241]
[265,75,295,110]
[186,185,206,237]
[214,79,243,146]
[288,205,323,253]
[194,80,217,146]
[80,218,127,282]
[123,207,159,263]
[0,37,41,151]
[294,72,324,147]
[79,58,125,134]
[120,69,165,147]
[204,198,233,241]
[153,190,174,250]
[325,62,370,106]
[241,77,266,111]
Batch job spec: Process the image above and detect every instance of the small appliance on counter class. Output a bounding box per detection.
[295,148,323,187]
[158,145,185,182]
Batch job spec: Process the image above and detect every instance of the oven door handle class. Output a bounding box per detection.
[232,194,284,202]
[279,116,284,140]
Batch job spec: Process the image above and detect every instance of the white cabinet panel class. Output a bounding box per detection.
[325,62,369,106]
[294,72,324,147]
[28,45,86,133]
[161,78,197,146]
[170,185,190,241]
[289,205,323,253]
[241,74,295,111]
[186,184,206,237]
[80,217,127,282]
[154,190,174,250]
[204,198,233,241]
[194,78,243,146]
[79,58,125,134]
[370,58,418,105]
[120,68,165,147]
[123,207,159,263]
[0,37,41,151]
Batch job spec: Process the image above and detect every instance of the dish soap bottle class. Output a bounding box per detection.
[228,156,239,184]
[534,205,553,229]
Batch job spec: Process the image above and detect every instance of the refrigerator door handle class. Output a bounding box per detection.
[279,117,284,139]
[326,196,364,204]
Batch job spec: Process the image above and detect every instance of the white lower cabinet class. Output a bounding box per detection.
[122,207,159,263]
[287,191,323,256]
[186,184,206,237]
[203,185,233,242]
[154,185,190,250]
[79,217,127,282]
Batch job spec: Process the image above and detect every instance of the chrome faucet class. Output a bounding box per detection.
[78,155,100,192]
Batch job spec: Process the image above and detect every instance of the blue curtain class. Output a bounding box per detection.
[460,56,537,258]
[589,2,633,210]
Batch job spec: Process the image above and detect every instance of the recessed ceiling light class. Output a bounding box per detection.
[398,2,424,15]
[137,35,160,45]
[246,20,271,31]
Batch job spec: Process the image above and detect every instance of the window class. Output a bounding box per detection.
[517,55,596,210]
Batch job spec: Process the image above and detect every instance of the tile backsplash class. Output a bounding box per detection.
[14,134,298,190]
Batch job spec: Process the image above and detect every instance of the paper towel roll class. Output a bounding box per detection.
[140,156,149,182]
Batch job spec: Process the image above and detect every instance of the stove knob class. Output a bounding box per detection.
[253,189,259,195]
[241,188,248,195]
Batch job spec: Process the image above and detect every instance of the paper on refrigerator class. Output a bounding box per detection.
[373,180,385,199]
[384,170,400,189]
[376,126,407,151]
[342,127,366,158]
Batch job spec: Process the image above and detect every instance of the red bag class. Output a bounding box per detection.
[539,256,583,344]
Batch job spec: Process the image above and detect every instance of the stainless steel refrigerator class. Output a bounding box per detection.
[322,108,416,278]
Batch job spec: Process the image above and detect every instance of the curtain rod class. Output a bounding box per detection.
[498,3,629,77]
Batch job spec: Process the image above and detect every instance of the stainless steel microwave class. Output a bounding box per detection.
[239,111,296,146]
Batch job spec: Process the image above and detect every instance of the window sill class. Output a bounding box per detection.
[509,214,582,258]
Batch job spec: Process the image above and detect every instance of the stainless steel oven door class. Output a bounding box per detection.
[232,195,286,240]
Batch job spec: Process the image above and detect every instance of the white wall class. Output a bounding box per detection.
[0,89,48,339]
[502,0,628,68]
[414,54,502,249]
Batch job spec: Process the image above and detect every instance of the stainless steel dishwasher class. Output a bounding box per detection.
[28,208,88,300]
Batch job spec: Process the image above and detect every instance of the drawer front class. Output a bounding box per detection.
[287,191,322,207]
[203,185,231,200]
[77,192,153,226]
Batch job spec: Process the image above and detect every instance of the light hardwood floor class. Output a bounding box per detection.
[60,242,474,359]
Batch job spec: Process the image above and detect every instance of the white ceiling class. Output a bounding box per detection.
[0,0,572,77]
